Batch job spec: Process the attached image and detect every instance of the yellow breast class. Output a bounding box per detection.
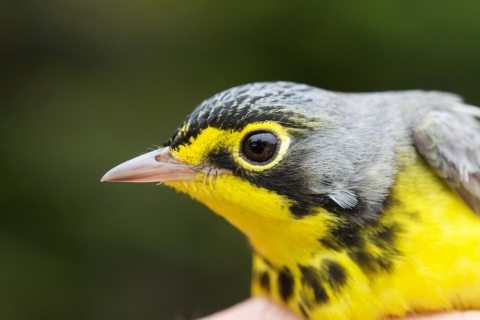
[167,151,480,320]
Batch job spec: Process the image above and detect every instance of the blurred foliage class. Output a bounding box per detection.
[1,0,480,319]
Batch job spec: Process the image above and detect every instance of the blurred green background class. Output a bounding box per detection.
[1,1,480,319]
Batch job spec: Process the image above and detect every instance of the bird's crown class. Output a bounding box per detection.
[165,82,324,150]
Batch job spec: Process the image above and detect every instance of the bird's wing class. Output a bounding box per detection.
[413,106,480,216]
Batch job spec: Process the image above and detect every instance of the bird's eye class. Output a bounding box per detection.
[241,131,279,164]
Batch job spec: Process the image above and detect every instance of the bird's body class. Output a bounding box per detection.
[102,82,480,319]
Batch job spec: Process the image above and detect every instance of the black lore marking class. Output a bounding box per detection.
[278,268,294,302]
[299,266,329,304]
[323,260,347,291]
[208,147,236,171]
[259,271,270,292]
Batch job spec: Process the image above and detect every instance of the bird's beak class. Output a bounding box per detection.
[101,147,198,183]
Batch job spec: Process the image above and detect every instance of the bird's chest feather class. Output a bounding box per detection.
[246,158,480,319]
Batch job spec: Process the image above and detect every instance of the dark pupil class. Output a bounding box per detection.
[243,132,278,163]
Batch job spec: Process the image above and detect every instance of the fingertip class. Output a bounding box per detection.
[200,300,480,320]
[403,311,480,320]
[199,297,300,320]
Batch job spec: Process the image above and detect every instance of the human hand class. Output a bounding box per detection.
[200,298,480,320]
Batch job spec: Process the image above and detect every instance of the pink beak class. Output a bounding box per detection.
[101,147,198,183]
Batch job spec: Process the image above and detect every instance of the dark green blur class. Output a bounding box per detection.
[1,1,480,319]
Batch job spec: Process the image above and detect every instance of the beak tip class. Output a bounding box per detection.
[100,172,111,182]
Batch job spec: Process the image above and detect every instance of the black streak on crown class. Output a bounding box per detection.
[166,103,307,150]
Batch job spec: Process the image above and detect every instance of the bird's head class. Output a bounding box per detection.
[102,82,392,264]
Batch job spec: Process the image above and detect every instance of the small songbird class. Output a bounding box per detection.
[102,82,480,319]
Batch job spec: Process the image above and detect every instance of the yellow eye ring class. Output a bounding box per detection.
[240,130,280,165]
[233,121,291,172]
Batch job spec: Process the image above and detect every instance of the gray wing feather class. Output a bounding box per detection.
[413,107,480,215]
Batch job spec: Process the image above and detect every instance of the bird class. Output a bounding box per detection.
[101,82,480,319]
